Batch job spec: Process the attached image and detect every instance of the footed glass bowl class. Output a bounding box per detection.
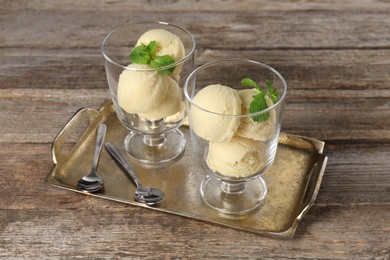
[184,58,287,214]
[101,21,195,168]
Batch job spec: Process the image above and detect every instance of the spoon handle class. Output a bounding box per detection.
[104,142,142,187]
[91,124,107,173]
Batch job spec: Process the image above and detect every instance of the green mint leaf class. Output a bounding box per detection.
[128,40,176,75]
[268,90,279,104]
[148,41,158,55]
[241,77,281,122]
[265,80,280,103]
[129,43,152,64]
[128,41,158,64]
[241,78,260,90]
[265,80,273,89]
[249,93,269,122]
[150,55,176,75]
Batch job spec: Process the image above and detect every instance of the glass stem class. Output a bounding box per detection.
[221,181,246,194]
[142,118,166,147]
[143,134,166,147]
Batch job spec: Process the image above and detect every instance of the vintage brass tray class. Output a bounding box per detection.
[46,100,327,238]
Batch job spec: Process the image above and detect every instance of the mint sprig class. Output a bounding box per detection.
[150,55,175,75]
[128,41,176,75]
[241,78,260,89]
[241,78,280,122]
[249,92,270,122]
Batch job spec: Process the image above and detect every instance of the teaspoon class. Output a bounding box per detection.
[76,124,107,192]
[104,142,164,206]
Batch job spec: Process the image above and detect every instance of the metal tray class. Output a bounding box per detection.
[45,100,327,238]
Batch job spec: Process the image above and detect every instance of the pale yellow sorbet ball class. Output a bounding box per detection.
[207,136,266,178]
[189,84,241,142]
[117,64,168,114]
[137,29,185,78]
[139,76,182,121]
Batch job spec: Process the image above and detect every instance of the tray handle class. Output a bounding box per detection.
[52,107,101,165]
[299,154,328,219]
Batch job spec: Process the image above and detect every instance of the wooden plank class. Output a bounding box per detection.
[2,0,390,12]
[3,48,390,92]
[318,141,390,205]
[1,9,390,49]
[0,88,389,142]
[0,89,109,143]
[0,205,388,258]
[0,49,105,90]
[1,83,389,142]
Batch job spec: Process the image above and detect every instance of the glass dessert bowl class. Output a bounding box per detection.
[101,21,195,167]
[184,59,287,214]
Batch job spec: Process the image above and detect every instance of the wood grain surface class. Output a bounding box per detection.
[1,0,389,259]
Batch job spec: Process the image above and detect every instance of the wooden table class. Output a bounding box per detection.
[1,1,389,258]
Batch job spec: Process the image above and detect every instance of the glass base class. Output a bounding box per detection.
[200,175,267,215]
[124,129,186,168]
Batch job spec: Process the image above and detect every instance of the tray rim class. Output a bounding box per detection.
[45,100,328,238]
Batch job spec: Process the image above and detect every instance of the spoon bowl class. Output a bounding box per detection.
[104,142,165,206]
[76,178,104,193]
[134,187,165,206]
[76,124,107,192]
